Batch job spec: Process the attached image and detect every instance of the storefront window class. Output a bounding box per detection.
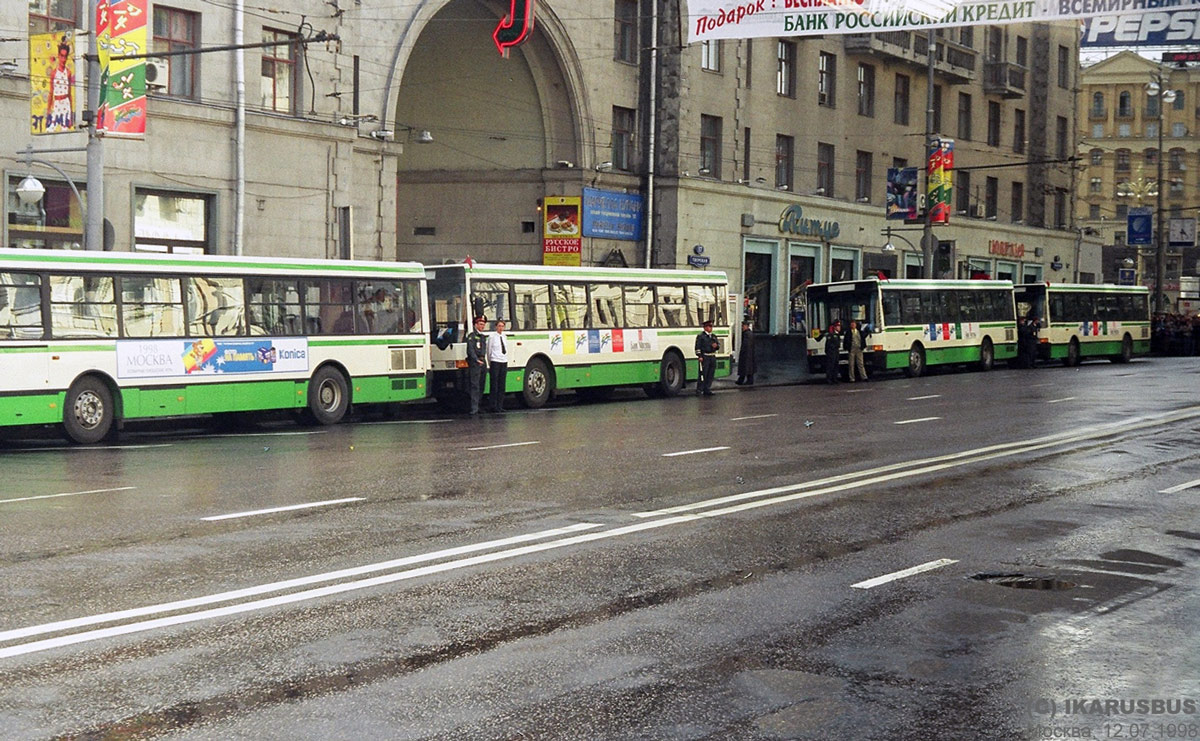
[6,175,85,249]
[904,253,923,278]
[788,250,816,334]
[994,261,1017,281]
[743,247,774,333]
[1022,264,1043,283]
[829,246,859,282]
[134,189,211,253]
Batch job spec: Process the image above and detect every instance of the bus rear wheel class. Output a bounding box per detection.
[657,352,685,397]
[1064,337,1081,367]
[977,338,994,371]
[306,366,349,425]
[63,376,114,444]
[1112,335,1133,363]
[903,343,926,378]
[521,358,553,408]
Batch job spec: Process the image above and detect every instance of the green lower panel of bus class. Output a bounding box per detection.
[351,374,427,403]
[498,357,730,392]
[884,342,1016,370]
[0,391,67,427]
[1046,339,1150,360]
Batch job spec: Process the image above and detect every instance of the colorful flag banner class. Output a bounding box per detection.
[30,31,78,135]
[927,137,954,225]
[97,0,148,137]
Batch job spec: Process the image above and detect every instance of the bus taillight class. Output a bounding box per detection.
[455,359,469,369]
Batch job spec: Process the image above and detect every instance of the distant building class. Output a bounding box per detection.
[3,2,1091,335]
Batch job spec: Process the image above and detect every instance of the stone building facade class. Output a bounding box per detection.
[3,1,1093,337]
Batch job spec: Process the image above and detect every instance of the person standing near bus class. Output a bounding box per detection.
[466,316,488,415]
[735,318,756,385]
[816,320,843,384]
[486,319,509,413]
[695,319,719,396]
[843,319,870,382]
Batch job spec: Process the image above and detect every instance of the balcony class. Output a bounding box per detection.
[844,32,975,84]
[983,60,1026,98]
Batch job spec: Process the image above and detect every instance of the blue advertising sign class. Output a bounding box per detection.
[886,167,919,221]
[582,187,644,241]
[1082,9,1200,47]
[1128,207,1153,246]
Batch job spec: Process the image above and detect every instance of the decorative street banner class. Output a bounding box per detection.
[1082,7,1200,46]
[30,31,77,135]
[96,0,148,137]
[543,196,582,267]
[1127,207,1153,246]
[684,0,1197,41]
[886,167,919,221]
[927,137,954,225]
[582,188,645,241]
[116,338,310,379]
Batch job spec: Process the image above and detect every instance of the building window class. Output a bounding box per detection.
[817,142,835,196]
[894,74,910,126]
[1054,189,1067,227]
[6,175,86,249]
[1170,148,1185,170]
[152,6,199,99]
[957,170,972,215]
[959,27,974,47]
[1172,122,1187,137]
[614,0,638,64]
[1092,123,1104,138]
[776,40,796,97]
[1115,149,1131,171]
[1016,35,1028,67]
[855,150,872,201]
[957,93,972,140]
[1090,92,1105,117]
[1088,203,1101,219]
[1146,122,1159,140]
[1147,94,1160,119]
[1145,148,1158,166]
[1056,116,1069,159]
[1118,91,1132,117]
[700,114,722,179]
[1174,90,1185,110]
[261,28,299,114]
[745,40,753,88]
[1091,149,1104,166]
[743,127,751,183]
[1089,177,1102,194]
[775,135,794,191]
[985,176,998,219]
[857,64,875,117]
[987,27,1003,61]
[987,101,1000,147]
[28,0,79,33]
[818,52,836,107]
[1057,45,1070,88]
[1170,178,1184,196]
[134,189,212,254]
[1011,182,1024,222]
[893,156,908,170]
[1119,123,1132,137]
[612,106,635,171]
[701,40,722,72]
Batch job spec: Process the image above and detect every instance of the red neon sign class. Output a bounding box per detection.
[493,0,535,57]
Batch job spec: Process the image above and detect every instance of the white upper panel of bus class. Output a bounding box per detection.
[425,262,728,284]
[0,248,426,279]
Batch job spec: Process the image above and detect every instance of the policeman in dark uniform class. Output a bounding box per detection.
[695,319,719,396]
[816,320,843,383]
[465,316,488,415]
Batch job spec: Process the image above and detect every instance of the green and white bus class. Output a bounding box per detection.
[1013,283,1150,365]
[0,248,429,443]
[805,278,1017,377]
[426,263,731,407]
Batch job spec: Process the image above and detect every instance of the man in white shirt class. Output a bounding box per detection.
[486,319,509,413]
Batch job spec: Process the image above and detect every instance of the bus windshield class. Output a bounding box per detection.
[427,268,466,349]
[807,282,877,332]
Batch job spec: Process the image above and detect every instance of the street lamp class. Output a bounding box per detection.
[13,143,88,248]
[1147,72,1176,314]
[1115,175,1158,288]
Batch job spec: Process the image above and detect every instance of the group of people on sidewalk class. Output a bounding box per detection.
[465,316,510,415]
[815,319,872,384]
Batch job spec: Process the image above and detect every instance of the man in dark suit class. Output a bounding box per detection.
[695,319,719,396]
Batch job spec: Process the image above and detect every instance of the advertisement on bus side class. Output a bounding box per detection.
[116,338,310,379]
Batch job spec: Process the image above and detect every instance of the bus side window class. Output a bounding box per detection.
[623,285,654,327]
[882,293,901,327]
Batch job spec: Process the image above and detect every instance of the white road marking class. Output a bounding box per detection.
[844,389,871,393]
[361,419,453,426]
[730,414,778,422]
[467,441,541,451]
[895,416,941,425]
[201,497,366,522]
[662,446,730,457]
[1160,477,1200,494]
[907,394,942,401]
[0,522,604,646]
[1046,397,1076,404]
[12,444,174,453]
[0,486,136,505]
[201,430,329,439]
[851,559,958,589]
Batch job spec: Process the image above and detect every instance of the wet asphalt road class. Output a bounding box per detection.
[1,358,1198,740]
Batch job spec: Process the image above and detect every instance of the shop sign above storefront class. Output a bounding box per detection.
[778,204,840,241]
[988,239,1025,259]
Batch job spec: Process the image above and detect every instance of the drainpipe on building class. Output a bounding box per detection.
[643,0,658,269]
[234,0,246,256]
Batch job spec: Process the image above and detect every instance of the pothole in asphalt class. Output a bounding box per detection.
[969,572,1078,591]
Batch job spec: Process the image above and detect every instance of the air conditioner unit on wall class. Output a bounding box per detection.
[145,57,170,91]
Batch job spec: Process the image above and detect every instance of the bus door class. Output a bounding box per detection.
[427,268,466,356]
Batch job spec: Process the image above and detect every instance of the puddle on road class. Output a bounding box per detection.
[969,572,1078,591]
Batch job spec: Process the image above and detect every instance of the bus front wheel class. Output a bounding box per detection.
[63,376,115,444]
[904,343,926,378]
[977,338,994,371]
[1113,335,1133,363]
[307,366,349,425]
[521,358,553,408]
[1064,337,1081,367]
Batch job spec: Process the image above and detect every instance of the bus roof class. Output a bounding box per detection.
[0,247,426,278]
[808,277,1014,291]
[1015,282,1149,294]
[426,262,728,284]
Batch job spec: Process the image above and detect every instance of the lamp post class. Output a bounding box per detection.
[1116,174,1158,287]
[1147,71,1176,314]
[14,143,87,248]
